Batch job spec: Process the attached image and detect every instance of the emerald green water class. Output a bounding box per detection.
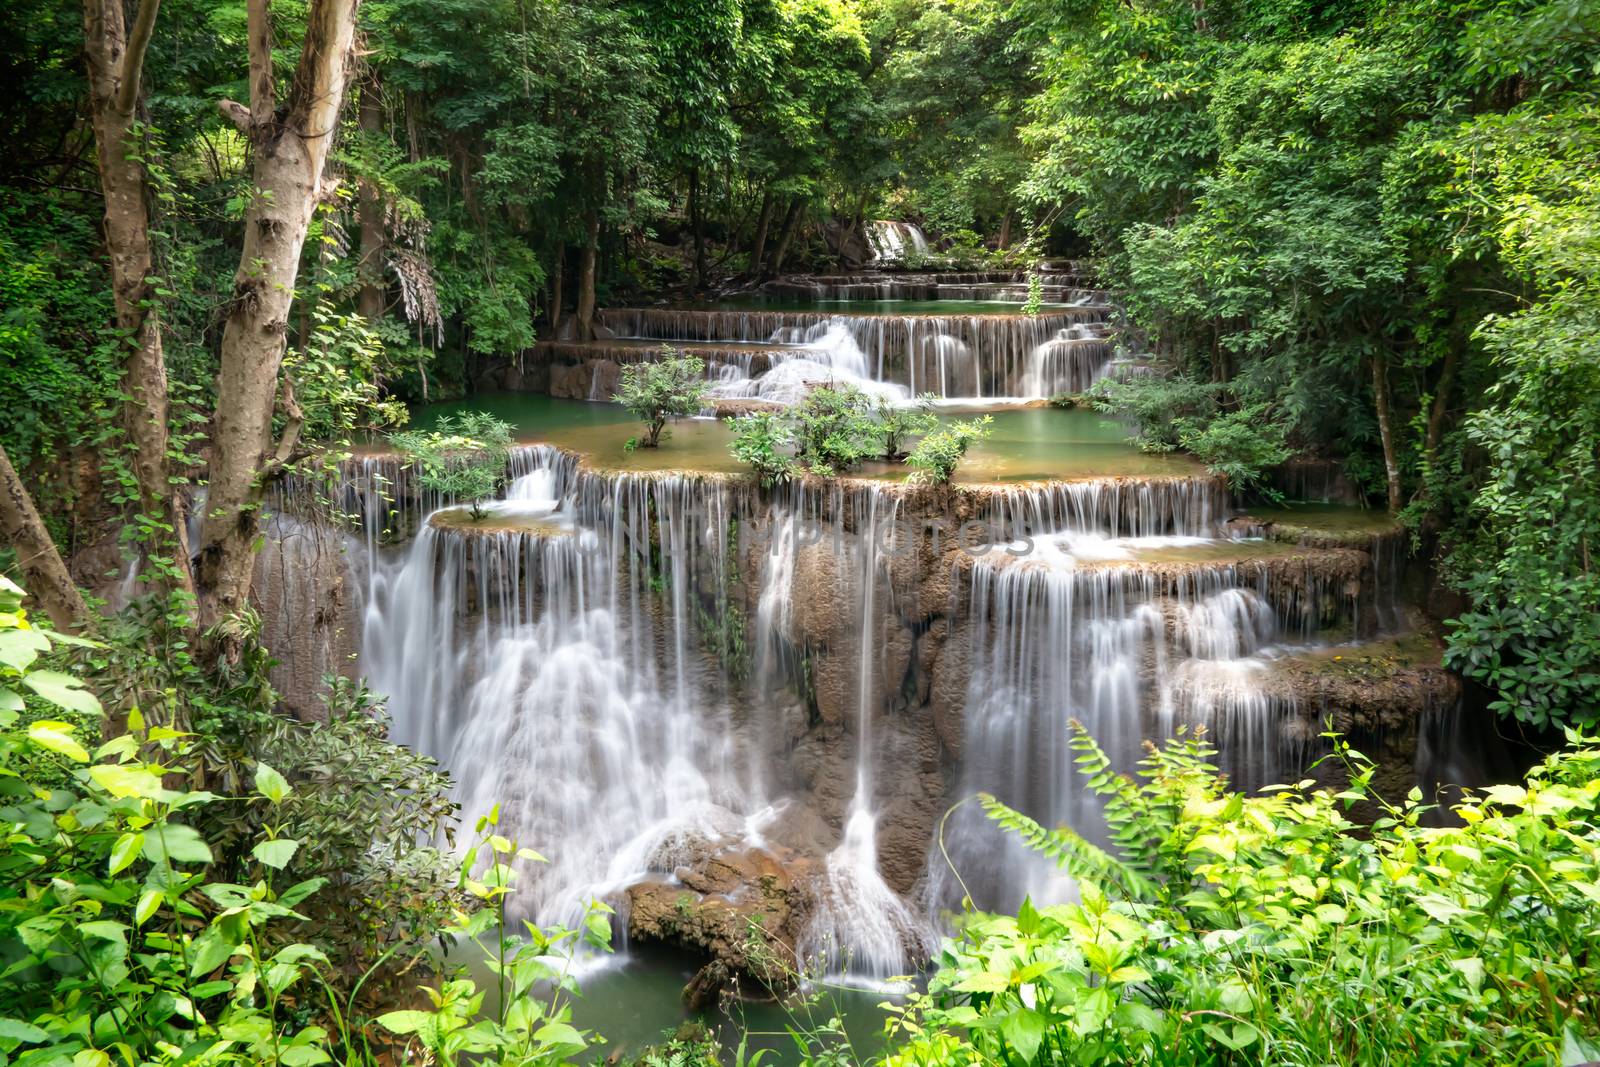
[563,947,898,1065]
[411,394,1204,483]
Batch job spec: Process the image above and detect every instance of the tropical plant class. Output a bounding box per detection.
[874,394,938,461]
[906,416,993,485]
[389,412,515,519]
[892,723,1600,1065]
[0,574,339,1067]
[788,385,877,476]
[727,410,798,487]
[613,351,709,448]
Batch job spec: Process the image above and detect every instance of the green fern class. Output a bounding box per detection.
[985,721,1226,904]
[977,794,1157,903]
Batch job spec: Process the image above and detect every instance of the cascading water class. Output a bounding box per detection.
[599,307,1110,400]
[794,488,934,986]
[867,220,930,262]
[361,457,771,940]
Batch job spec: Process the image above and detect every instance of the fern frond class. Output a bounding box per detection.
[978,793,1156,903]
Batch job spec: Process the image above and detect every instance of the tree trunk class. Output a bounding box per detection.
[998,212,1013,249]
[0,444,88,632]
[198,0,361,645]
[1423,344,1460,462]
[1371,352,1403,513]
[82,0,193,597]
[575,212,599,342]
[356,73,386,325]
[767,196,804,277]
[688,167,706,291]
[748,189,774,277]
[549,246,565,335]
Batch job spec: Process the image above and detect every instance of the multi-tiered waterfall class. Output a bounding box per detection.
[261,265,1465,999]
[496,263,1120,403]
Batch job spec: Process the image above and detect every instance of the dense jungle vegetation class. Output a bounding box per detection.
[2,0,1599,1063]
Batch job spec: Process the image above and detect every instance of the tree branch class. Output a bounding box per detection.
[0,443,89,634]
[114,0,163,117]
[217,99,253,133]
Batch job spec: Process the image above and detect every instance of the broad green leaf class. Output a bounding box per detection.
[0,1018,51,1043]
[189,925,238,977]
[143,824,214,866]
[89,763,164,799]
[109,832,144,875]
[376,1010,434,1035]
[22,670,101,715]
[135,889,163,926]
[0,626,49,671]
[28,721,90,763]
[534,1022,585,1050]
[999,1008,1045,1063]
[254,762,291,804]
[252,838,300,870]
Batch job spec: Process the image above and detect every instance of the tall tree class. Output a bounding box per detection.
[0,443,87,632]
[82,0,193,596]
[197,0,362,642]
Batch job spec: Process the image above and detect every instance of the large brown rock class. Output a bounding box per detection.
[625,843,815,991]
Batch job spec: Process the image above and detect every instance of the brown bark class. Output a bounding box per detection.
[748,189,774,277]
[767,196,804,277]
[356,73,386,325]
[0,444,88,633]
[998,212,1013,249]
[1423,344,1460,462]
[575,212,600,342]
[1371,352,1403,513]
[688,167,706,291]
[198,0,361,646]
[549,247,565,335]
[82,0,193,596]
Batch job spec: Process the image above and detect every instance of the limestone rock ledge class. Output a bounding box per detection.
[625,843,816,1000]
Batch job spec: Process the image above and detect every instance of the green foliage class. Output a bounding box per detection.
[1091,377,1290,493]
[788,385,878,476]
[892,725,1600,1065]
[727,411,799,487]
[873,395,938,461]
[906,416,993,485]
[389,413,514,519]
[372,808,612,1067]
[1440,101,1600,728]
[0,577,338,1067]
[612,351,709,448]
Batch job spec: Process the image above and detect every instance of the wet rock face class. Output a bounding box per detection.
[625,843,816,992]
[253,517,361,721]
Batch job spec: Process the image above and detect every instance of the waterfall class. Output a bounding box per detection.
[598,308,1108,399]
[929,500,1358,915]
[797,488,935,986]
[867,221,930,262]
[361,457,769,939]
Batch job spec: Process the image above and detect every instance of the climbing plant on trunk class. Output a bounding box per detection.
[82,0,193,597]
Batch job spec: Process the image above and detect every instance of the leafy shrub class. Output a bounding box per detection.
[888,724,1600,1066]
[389,412,514,519]
[0,578,609,1067]
[1172,404,1292,494]
[874,395,938,461]
[0,575,340,1067]
[613,350,708,448]
[788,385,879,476]
[1091,378,1292,493]
[727,410,798,487]
[906,416,993,485]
